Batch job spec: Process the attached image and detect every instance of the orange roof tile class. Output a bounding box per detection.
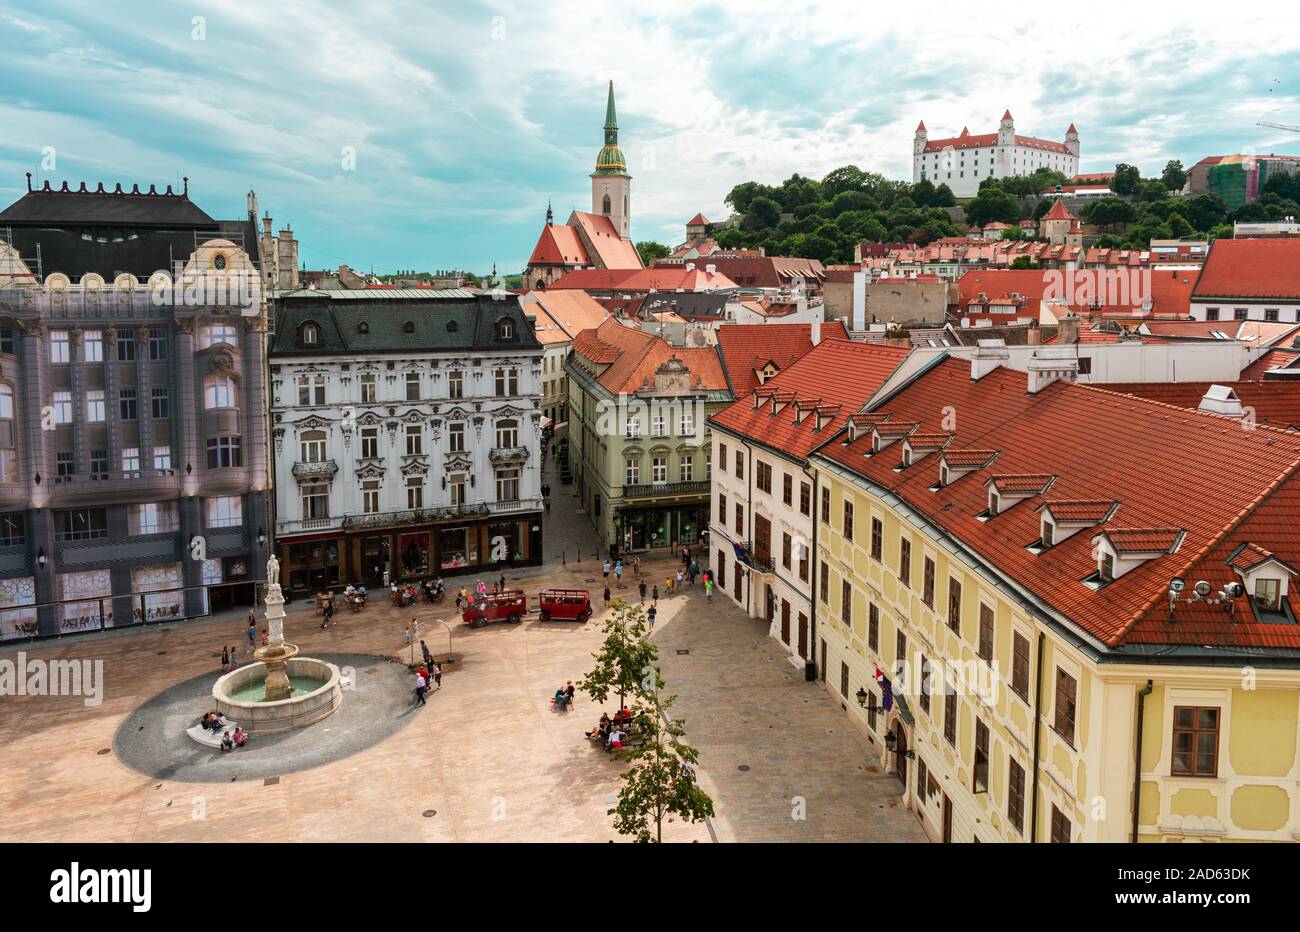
[1194,238,1300,301]
[715,322,848,396]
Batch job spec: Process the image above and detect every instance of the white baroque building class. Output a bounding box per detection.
[913,111,1080,199]
[269,289,545,595]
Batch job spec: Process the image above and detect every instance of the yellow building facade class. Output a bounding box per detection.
[812,459,1300,843]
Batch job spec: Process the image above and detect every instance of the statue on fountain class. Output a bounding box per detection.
[255,553,297,700]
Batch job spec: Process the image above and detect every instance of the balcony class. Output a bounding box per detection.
[489,445,530,463]
[278,516,340,535]
[341,502,490,532]
[292,460,339,480]
[622,480,711,500]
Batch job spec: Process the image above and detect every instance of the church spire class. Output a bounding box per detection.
[593,80,628,176]
[546,199,553,225]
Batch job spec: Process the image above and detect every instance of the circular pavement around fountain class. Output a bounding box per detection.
[113,653,421,783]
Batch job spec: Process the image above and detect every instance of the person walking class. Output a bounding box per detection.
[414,670,428,706]
[705,577,714,603]
[412,618,420,640]
[614,559,623,588]
[230,646,239,670]
[652,583,659,605]
[404,621,411,645]
[246,615,256,648]
[675,568,684,590]
[688,560,699,585]
[647,604,657,630]
[432,662,443,690]
[221,645,230,673]
[421,639,432,667]
[639,579,647,602]
[602,559,610,583]
[633,555,641,578]
[498,572,506,592]
[603,585,611,607]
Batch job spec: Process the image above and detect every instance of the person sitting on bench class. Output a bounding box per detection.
[586,713,611,740]
[553,682,574,709]
[201,710,227,733]
[232,727,247,748]
[220,730,234,752]
[606,728,625,750]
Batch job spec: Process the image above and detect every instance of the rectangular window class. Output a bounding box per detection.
[151,387,169,420]
[782,532,792,570]
[56,450,75,477]
[90,449,107,475]
[978,604,994,663]
[840,661,849,699]
[361,427,379,459]
[1050,805,1071,844]
[153,446,172,470]
[119,388,137,421]
[206,496,242,528]
[149,328,167,360]
[1012,632,1030,700]
[360,373,377,403]
[362,480,381,514]
[301,483,330,519]
[448,370,463,399]
[133,502,178,535]
[297,374,325,406]
[868,602,879,651]
[651,456,667,484]
[800,481,811,516]
[1254,577,1281,612]
[841,580,852,625]
[406,477,424,509]
[1172,706,1219,777]
[85,390,105,423]
[448,422,465,453]
[1007,758,1026,833]
[495,466,520,502]
[449,473,466,507]
[625,457,640,485]
[755,460,770,494]
[405,372,420,400]
[84,330,103,362]
[52,391,72,424]
[206,436,242,468]
[899,537,911,588]
[821,487,830,523]
[494,368,518,396]
[50,330,71,364]
[680,410,694,435]
[797,539,809,582]
[843,500,854,542]
[0,513,24,546]
[973,719,989,792]
[405,424,423,456]
[734,502,743,535]
[895,630,907,688]
[679,456,693,482]
[121,447,140,475]
[782,474,793,507]
[948,577,962,633]
[718,492,726,524]
[819,563,829,603]
[943,678,957,746]
[735,452,744,480]
[117,331,136,361]
[919,655,931,714]
[870,517,883,560]
[54,508,108,541]
[202,324,237,348]
[1054,668,1077,745]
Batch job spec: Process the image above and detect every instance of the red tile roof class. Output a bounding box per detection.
[1193,238,1300,301]
[811,357,1300,650]
[527,222,590,267]
[715,322,850,396]
[549,266,736,292]
[1241,348,1300,380]
[1042,199,1077,222]
[569,211,643,270]
[686,213,709,226]
[570,319,727,395]
[1043,500,1118,522]
[1100,528,1185,554]
[1102,380,1300,431]
[709,340,909,461]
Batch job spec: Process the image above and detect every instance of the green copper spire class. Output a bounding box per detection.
[593,80,628,176]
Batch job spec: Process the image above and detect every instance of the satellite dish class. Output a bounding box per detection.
[1169,577,1186,593]
[1193,580,1213,598]
[1224,581,1245,598]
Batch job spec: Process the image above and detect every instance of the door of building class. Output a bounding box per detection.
[941,793,953,843]
[765,586,775,624]
[819,639,827,681]
[797,612,808,659]
[780,600,790,644]
[893,722,909,786]
[734,570,742,604]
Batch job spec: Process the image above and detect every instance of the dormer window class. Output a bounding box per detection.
[1041,519,1053,549]
[300,322,319,346]
[1099,552,1115,583]
[495,318,514,340]
[403,321,416,334]
[1255,578,1281,612]
[1227,543,1298,620]
[357,322,369,334]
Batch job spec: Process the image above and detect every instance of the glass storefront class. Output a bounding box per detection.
[439,527,477,570]
[618,503,708,552]
[487,522,520,564]
[288,539,341,593]
[360,536,390,588]
[398,532,431,577]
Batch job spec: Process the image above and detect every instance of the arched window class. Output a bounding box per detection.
[446,320,459,333]
[300,322,319,346]
[357,322,369,334]
[403,321,416,334]
[495,317,514,340]
[204,374,238,409]
[300,429,327,463]
[602,193,611,215]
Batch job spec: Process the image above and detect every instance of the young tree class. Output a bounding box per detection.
[578,599,657,709]
[608,691,714,843]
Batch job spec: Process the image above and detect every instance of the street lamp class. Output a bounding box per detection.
[257,526,266,547]
[36,547,46,570]
[855,686,868,707]
[884,730,915,760]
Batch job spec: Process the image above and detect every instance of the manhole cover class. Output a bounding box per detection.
[737,765,751,772]
[96,748,111,755]
[676,649,689,655]
[422,809,437,818]
[264,776,280,786]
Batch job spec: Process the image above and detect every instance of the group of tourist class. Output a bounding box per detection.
[585,707,635,751]
[200,710,247,752]
[343,583,368,612]
[551,680,575,710]
[413,658,443,705]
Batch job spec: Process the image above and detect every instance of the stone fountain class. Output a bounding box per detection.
[212,555,343,735]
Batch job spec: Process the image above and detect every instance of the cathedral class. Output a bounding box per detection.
[523,81,643,290]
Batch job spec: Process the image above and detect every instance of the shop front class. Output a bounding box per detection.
[277,510,543,596]
[615,500,709,554]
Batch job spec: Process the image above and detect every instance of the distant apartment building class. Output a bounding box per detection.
[1187,154,1300,210]
[0,176,271,639]
[1189,238,1300,323]
[914,112,1080,199]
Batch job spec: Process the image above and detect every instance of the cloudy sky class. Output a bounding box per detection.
[1,0,1297,274]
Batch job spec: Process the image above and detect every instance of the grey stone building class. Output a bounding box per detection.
[0,177,271,639]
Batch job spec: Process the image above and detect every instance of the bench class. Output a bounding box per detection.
[186,720,241,750]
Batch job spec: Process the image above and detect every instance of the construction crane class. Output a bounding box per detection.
[1257,121,1300,133]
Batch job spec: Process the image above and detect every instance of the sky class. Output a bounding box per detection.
[1,0,1297,275]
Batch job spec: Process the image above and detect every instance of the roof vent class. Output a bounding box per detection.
[1090,528,1185,584]
[1198,384,1245,418]
[971,339,1009,381]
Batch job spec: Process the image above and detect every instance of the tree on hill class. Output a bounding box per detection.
[1160,160,1187,192]
[963,187,1021,227]
[1112,163,1142,196]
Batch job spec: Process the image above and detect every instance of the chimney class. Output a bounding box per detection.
[970,339,1009,380]
[1027,348,1080,394]
[1027,324,1042,346]
[812,317,822,346]
[705,264,716,275]
[852,269,867,331]
[686,262,696,272]
[1057,312,1080,346]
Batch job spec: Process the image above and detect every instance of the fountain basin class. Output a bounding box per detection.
[213,657,343,735]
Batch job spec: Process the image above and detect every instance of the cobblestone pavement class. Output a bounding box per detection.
[652,584,930,843]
